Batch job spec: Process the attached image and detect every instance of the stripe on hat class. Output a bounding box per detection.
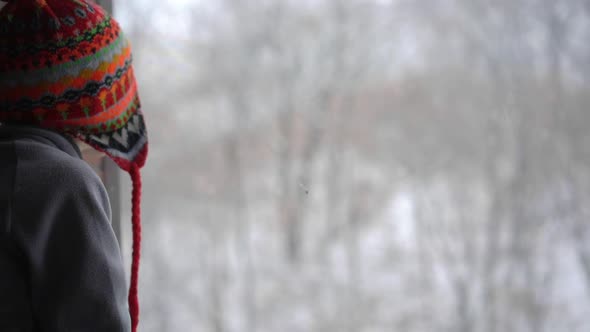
[2,45,132,103]
[0,32,128,87]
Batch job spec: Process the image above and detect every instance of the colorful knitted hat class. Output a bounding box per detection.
[0,0,147,330]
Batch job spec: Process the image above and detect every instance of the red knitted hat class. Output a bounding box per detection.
[0,0,147,330]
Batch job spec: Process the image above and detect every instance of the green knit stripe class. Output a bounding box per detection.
[0,33,129,87]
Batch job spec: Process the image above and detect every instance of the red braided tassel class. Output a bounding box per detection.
[129,165,142,332]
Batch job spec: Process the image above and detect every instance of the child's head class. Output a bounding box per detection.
[0,0,147,171]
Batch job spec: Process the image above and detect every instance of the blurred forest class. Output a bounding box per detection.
[117,0,590,331]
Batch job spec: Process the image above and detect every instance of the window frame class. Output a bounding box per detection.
[89,0,122,244]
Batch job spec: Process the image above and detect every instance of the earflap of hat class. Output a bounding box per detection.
[77,108,148,172]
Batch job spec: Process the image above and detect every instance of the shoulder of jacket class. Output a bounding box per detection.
[14,139,105,197]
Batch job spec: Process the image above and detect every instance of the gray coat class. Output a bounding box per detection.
[0,125,130,332]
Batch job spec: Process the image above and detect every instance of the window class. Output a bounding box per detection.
[118,1,590,331]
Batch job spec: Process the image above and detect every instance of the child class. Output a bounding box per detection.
[0,0,148,331]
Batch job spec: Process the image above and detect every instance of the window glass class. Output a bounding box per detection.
[119,1,590,331]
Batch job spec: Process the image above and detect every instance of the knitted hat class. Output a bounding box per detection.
[0,0,147,330]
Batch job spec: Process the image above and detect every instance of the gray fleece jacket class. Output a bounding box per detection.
[0,125,131,332]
